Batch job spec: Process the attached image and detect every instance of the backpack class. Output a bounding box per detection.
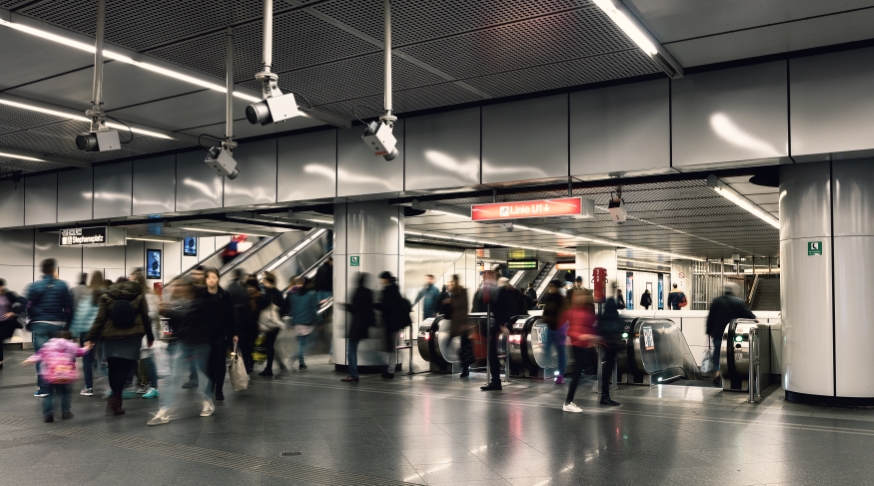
[679,293,688,308]
[111,299,137,329]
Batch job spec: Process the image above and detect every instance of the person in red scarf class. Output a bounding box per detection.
[562,288,599,413]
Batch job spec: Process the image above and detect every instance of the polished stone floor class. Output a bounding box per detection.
[2,347,874,485]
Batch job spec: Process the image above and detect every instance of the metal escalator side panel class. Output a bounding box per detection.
[217,230,311,287]
[417,317,436,363]
[167,240,236,286]
[635,318,702,381]
[435,316,461,364]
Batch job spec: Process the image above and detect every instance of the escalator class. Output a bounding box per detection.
[169,234,284,285]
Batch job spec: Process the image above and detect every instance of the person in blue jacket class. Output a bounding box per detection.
[26,259,72,398]
[413,274,440,319]
[286,276,319,370]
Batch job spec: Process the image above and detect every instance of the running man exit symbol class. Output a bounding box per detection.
[808,241,822,256]
[350,256,360,266]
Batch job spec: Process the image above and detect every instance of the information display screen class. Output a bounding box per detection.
[507,260,538,270]
[146,249,162,279]
[183,237,197,257]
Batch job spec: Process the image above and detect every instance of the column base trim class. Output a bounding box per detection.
[333,364,404,374]
[786,390,874,407]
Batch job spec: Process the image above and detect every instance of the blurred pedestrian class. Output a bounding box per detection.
[597,283,624,406]
[562,289,597,413]
[446,275,471,378]
[341,273,374,382]
[524,283,537,310]
[258,271,288,376]
[706,283,755,385]
[25,259,72,398]
[413,274,440,319]
[69,270,104,396]
[374,271,411,379]
[668,283,686,310]
[70,272,89,308]
[0,279,24,370]
[541,280,567,384]
[23,329,90,422]
[203,268,234,400]
[315,257,333,305]
[482,277,527,391]
[640,289,653,310]
[85,278,154,416]
[130,270,160,399]
[241,277,268,373]
[147,277,213,425]
[286,276,318,371]
[226,269,250,371]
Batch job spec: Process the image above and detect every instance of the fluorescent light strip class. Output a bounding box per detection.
[179,226,274,237]
[0,18,260,103]
[0,151,45,162]
[126,237,179,243]
[712,183,780,229]
[591,0,658,55]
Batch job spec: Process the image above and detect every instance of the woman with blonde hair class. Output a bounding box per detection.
[69,270,104,396]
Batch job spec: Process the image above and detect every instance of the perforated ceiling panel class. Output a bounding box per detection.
[409,180,780,259]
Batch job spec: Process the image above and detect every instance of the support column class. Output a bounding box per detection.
[782,159,874,404]
[333,201,404,373]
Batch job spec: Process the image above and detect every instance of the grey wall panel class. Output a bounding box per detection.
[164,241,182,282]
[0,180,24,228]
[24,173,57,226]
[672,61,788,167]
[779,162,831,241]
[94,161,132,219]
[125,240,144,276]
[781,237,834,396]
[338,120,404,197]
[790,47,874,156]
[406,108,480,190]
[224,139,277,207]
[0,264,37,295]
[133,155,175,216]
[570,79,670,177]
[277,129,336,202]
[482,95,568,184]
[57,168,93,223]
[1,229,34,265]
[34,230,81,268]
[833,235,874,397]
[176,150,223,211]
[83,245,126,271]
[832,158,874,237]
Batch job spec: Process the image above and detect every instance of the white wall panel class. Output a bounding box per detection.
[83,245,126,271]
[277,129,336,202]
[571,79,670,177]
[34,230,81,269]
[125,240,145,276]
[132,155,176,216]
[337,120,404,197]
[224,139,277,207]
[0,264,37,295]
[176,150,222,211]
[833,235,874,397]
[25,173,57,226]
[164,241,182,282]
[94,161,132,219]
[482,95,568,184]
[2,229,34,265]
[406,107,481,190]
[57,168,93,223]
[672,61,788,168]
[0,180,25,228]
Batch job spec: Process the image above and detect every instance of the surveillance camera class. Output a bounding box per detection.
[246,92,300,126]
[607,197,627,224]
[501,222,514,232]
[362,120,398,161]
[205,144,239,180]
[75,130,120,152]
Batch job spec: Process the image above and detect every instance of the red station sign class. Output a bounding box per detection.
[471,197,584,221]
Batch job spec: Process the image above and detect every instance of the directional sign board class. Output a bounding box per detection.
[471,197,591,221]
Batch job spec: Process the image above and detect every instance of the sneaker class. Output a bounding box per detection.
[381,372,394,379]
[136,384,148,394]
[147,408,170,426]
[182,380,198,389]
[599,397,620,406]
[299,364,307,370]
[200,400,215,417]
[34,390,48,398]
[554,376,565,385]
[80,388,94,397]
[480,382,502,391]
[142,387,159,399]
[563,402,583,413]
[61,412,74,420]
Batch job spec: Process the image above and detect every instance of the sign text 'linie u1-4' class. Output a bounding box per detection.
[471,197,586,222]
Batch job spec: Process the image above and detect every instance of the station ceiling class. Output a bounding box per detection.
[2,0,873,173]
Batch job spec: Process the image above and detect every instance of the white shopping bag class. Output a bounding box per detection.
[229,344,249,392]
[700,348,714,373]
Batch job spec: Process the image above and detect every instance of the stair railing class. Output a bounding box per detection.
[747,274,760,307]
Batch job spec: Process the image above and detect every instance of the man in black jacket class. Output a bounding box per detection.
[374,271,410,379]
[597,283,624,406]
[482,278,528,391]
[315,257,333,304]
[707,284,755,384]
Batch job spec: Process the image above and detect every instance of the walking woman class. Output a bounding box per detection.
[0,278,23,370]
[562,289,598,413]
[446,275,472,378]
[69,270,104,396]
[130,270,160,399]
[203,268,234,400]
[286,276,319,370]
[242,277,269,374]
[341,272,374,382]
[85,278,154,416]
[258,271,288,376]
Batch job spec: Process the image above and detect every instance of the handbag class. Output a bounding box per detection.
[700,341,714,373]
[258,303,283,332]
[228,343,249,392]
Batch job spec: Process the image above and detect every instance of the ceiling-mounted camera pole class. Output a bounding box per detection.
[88,0,107,132]
[381,0,395,125]
[225,27,236,147]
[246,0,300,126]
[256,0,280,99]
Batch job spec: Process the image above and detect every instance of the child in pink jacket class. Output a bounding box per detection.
[24,330,91,422]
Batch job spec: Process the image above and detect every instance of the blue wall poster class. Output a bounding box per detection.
[183,237,197,257]
[146,249,162,280]
[658,273,664,310]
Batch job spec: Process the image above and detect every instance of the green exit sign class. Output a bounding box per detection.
[808,241,822,256]
[350,256,360,267]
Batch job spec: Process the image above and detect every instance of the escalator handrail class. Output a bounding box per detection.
[258,228,328,278]
[302,250,334,280]
[167,239,237,285]
[220,234,283,276]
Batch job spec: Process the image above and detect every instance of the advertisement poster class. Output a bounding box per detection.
[658,274,664,310]
[183,237,197,257]
[146,249,162,279]
[626,271,633,310]
[643,326,655,350]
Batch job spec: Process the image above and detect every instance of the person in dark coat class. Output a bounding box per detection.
[239,277,268,374]
[0,278,23,369]
[482,278,528,391]
[596,283,624,406]
[341,272,375,382]
[640,289,653,310]
[524,283,537,310]
[541,280,567,384]
[259,271,289,376]
[707,283,755,384]
[373,271,411,379]
[203,268,234,400]
[446,275,471,378]
[315,257,333,304]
